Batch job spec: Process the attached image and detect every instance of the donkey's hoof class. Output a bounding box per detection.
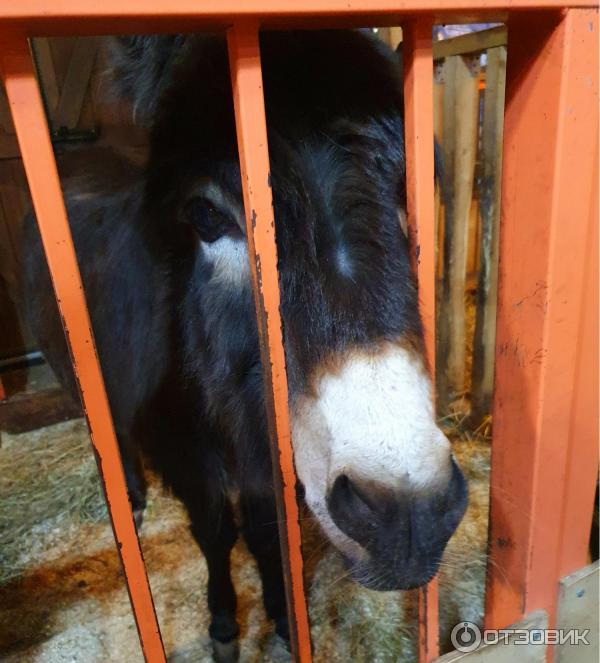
[267,633,292,662]
[211,638,239,663]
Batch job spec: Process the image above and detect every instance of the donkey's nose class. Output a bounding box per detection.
[326,460,468,590]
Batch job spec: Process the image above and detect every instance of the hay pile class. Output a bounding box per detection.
[0,422,105,585]
[0,416,489,662]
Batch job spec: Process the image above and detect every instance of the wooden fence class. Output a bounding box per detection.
[433,27,507,422]
[378,25,507,423]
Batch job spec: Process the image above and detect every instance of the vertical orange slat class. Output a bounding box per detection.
[557,141,599,579]
[485,8,599,639]
[227,23,312,663]
[403,18,440,663]
[0,35,166,663]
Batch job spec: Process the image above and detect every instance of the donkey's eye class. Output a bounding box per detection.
[182,197,239,243]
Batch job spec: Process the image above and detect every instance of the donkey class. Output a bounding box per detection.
[23,30,468,660]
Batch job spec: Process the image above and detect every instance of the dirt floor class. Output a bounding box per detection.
[0,414,490,662]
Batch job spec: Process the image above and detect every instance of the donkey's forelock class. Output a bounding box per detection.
[105,35,190,126]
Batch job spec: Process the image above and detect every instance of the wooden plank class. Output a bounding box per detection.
[435,610,548,662]
[227,23,312,663]
[433,26,507,60]
[0,136,20,159]
[0,159,31,277]
[377,27,393,46]
[53,37,99,131]
[0,83,15,135]
[470,45,506,423]
[0,158,35,358]
[556,142,599,580]
[555,562,599,663]
[0,82,20,159]
[433,59,445,281]
[466,197,480,277]
[437,54,481,409]
[0,198,24,360]
[484,8,599,633]
[389,26,403,48]
[0,387,82,433]
[0,35,166,663]
[0,274,31,360]
[436,57,456,404]
[403,19,440,663]
[31,38,60,117]
[377,26,403,49]
[48,37,72,89]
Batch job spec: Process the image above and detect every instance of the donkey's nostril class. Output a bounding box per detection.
[345,475,382,513]
[330,473,394,514]
[327,474,383,544]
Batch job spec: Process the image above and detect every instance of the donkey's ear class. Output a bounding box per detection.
[105,35,187,127]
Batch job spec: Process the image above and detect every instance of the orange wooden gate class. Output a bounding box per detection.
[0,3,597,662]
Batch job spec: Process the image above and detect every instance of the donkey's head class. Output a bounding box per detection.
[114,30,467,590]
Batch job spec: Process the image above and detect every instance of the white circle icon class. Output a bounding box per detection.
[450,621,482,653]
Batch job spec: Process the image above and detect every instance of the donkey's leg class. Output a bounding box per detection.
[176,470,240,662]
[240,489,289,643]
[119,437,147,529]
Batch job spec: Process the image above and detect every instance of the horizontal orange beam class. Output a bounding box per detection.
[0,0,595,36]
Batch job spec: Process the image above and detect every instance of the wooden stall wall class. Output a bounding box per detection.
[433,27,507,423]
[0,151,31,359]
[0,38,97,361]
[0,36,145,364]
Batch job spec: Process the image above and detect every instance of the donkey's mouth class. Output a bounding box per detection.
[340,552,440,592]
